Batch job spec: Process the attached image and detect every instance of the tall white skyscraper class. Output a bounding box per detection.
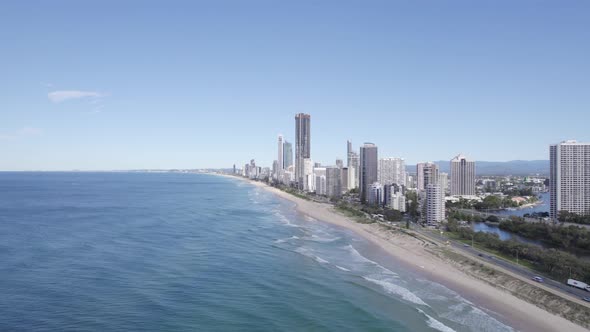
[378,157,406,186]
[550,140,590,220]
[277,135,284,182]
[360,143,378,203]
[295,113,311,190]
[347,140,360,189]
[426,184,444,223]
[450,154,476,196]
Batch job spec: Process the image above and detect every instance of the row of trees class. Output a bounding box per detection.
[559,211,590,225]
[446,195,537,211]
[499,219,590,253]
[446,220,590,282]
[473,195,521,210]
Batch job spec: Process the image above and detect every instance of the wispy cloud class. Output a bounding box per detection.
[0,127,43,141]
[48,90,104,103]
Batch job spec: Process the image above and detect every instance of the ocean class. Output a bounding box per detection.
[0,172,515,331]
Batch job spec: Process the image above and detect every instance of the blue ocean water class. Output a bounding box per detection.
[0,172,515,331]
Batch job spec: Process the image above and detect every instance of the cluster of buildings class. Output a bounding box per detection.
[236,115,589,224]
[237,113,481,224]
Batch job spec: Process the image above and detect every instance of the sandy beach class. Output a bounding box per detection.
[222,174,588,332]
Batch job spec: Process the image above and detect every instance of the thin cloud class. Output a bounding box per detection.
[48,90,104,103]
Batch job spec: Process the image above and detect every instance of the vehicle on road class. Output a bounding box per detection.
[463,244,470,247]
[532,276,544,283]
[567,279,590,291]
[583,297,590,302]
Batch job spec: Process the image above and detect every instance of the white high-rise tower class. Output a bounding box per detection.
[550,140,590,220]
[277,135,284,182]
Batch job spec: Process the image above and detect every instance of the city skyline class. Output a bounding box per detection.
[2,1,590,170]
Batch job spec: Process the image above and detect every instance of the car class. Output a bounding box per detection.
[583,297,590,303]
[463,244,470,247]
[532,276,544,283]
[478,253,483,257]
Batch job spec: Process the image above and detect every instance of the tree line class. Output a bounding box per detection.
[446,219,590,282]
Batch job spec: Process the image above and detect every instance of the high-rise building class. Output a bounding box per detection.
[450,154,476,196]
[360,143,378,203]
[347,140,353,164]
[272,160,278,180]
[336,159,344,169]
[277,135,284,181]
[347,140,360,189]
[378,157,406,186]
[384,184,406,212]
[326,166,342,199]
[303,158,314,192]
[295,113,311,189]
[283,141,293,169]
[341,167,349,193]
[313,166,326,195]
[439,172,449,194]
[550,140,590,220]
[417,162,439,191]
[426,184,444,223]
[368,182,384,206]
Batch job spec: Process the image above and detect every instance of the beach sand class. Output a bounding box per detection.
[223,175,588,332]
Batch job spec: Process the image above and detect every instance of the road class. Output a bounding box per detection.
[407,223,590,304]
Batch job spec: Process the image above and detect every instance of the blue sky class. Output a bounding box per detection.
[1,1,589,170]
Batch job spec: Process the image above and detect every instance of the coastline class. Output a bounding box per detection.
[220,174,588,332]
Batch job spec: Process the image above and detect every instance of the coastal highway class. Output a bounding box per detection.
[409,224,590,304]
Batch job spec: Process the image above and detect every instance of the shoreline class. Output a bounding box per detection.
[219,174,588,332]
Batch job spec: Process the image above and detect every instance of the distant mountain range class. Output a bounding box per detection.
[406,160,549,176]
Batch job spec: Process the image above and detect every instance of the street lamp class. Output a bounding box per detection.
[512,248,519,265]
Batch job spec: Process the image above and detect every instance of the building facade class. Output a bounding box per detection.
[283,140,293,169]
[550,140,590,220]
[368,182,384,206]
[277,135,284,182]
[450,154,476,196]
[417,162,439,191]
[426,184,444,223]
[295,113,311,189]
[360,143,378,203]
[326,166,342,199]
[378,157,406,186]
[439,172,449,194]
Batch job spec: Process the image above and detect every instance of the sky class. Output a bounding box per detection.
[1,0,589,170]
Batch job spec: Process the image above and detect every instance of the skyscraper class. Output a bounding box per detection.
[450,154,476,196]
[277,135,284,182]
[368,182,384,206]
[283,140,293,169]
[426,184,444,224]
[347,140,360,189]
[550,140,590,220]
[347,140,353,164]
[360,143,378,203]
[295,113,311,189]
[417,162,439,191]
[439,172,449,194]
[326,166,342,199]
[378,157,406,186]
